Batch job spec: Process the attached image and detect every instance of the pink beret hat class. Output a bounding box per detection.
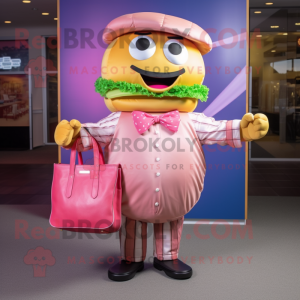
[103,12,212,55]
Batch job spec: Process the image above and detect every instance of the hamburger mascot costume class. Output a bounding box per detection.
[54,12,269,281]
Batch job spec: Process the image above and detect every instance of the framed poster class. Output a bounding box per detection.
[58,0,248,220]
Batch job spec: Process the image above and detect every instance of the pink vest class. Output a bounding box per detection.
[105,112,206,223]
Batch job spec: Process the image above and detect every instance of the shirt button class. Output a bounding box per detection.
[156,157,160,162]
[155,143,159,148]
[155,188,160,192]
[155,202,159,207]
[156,172,160,177]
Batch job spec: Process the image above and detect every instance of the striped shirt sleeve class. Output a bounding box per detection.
[188,112,242,148]
[76,112,120,152]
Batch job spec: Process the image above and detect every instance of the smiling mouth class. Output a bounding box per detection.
[130,65,185,89]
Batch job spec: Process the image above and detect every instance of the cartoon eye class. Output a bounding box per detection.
[43,67,46,71]
[129,36,156,60]
[42,257,46,260]
[163,40,188,65]
[34,257,37,260]
[35,66,39,70]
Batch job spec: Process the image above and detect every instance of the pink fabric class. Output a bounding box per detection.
[120,215,184,262]
[76,112,242,223]
[103,12,212,55]
[154,217,184,260]
[188,113,242,147]
[226,120,234,148]
[119,216,147,262]
[106,112,206,223]
[78,112,242,152]
[77,112,120,152]
[132,110,180,134]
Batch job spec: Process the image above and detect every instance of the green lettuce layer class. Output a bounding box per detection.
[94,77,209,102]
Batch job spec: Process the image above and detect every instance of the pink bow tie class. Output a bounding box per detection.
[132,110,181,134]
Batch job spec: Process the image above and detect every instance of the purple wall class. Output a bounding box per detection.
[59,0,247,219]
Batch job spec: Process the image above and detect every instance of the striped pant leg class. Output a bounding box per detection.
[153,216,184,261]
[119,215,147,262]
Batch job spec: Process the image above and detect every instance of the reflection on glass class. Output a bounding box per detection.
[250,8,300,159]
[293,59,300,72]
[47,75,58,143]
[0,40,29,72]
[45,37,57,70]
[270,60,292,74]
[0,75,29,127]
[45,36,58,143]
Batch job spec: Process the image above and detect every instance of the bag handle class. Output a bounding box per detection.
[65,137,104,199]
[78,152,83,165]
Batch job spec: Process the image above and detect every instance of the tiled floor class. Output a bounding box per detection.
[1,197,300,300]
[248,161,300,196]
[0,145,58,164]
[0,164,53,204]
[0,162,299,204]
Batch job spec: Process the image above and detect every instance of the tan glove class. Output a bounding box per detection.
[54,119,82,148]
[240,113,269,142]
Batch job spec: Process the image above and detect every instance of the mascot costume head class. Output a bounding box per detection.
[95,12,212,113]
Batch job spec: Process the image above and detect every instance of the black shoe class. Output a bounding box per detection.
[153,257,192,279]
[108,260,144,281]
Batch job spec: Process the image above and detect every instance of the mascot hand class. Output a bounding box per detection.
[240,113,269,142]
[54,119,81,147]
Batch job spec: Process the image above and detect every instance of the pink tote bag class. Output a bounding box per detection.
[50,137,122,233]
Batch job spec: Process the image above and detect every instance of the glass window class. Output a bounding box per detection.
[46,74,58,143]
[0,40,29,72]
[45,36,58,143]
[0,74,29,127]
[249,8,300,159]
[45,36,57,71]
